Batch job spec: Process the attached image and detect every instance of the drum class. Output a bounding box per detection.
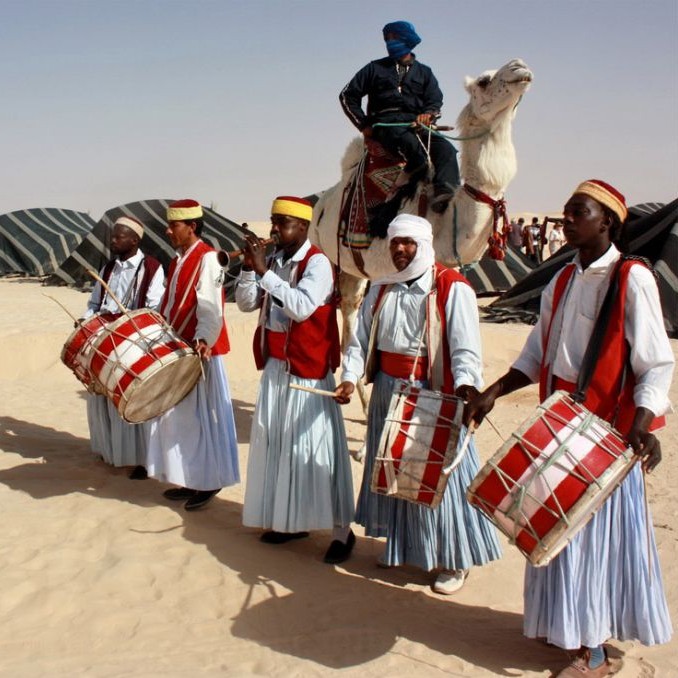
[466,391,636,567]
[61,313,120,391]
[371,380,464,508]
[85,309,202,423]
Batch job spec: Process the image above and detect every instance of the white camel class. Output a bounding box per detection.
[309,58,533,349]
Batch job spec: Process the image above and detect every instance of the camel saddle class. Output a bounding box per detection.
[339,139,429,248]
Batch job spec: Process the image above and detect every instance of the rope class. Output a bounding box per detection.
[372,121,489,142]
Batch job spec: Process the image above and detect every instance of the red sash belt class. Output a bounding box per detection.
[552,376,665,433]
[266,330,287,361]
[379,351,428,381]
[552,376,576,393]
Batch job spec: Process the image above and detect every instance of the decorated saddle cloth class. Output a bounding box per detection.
[339,139,404,249]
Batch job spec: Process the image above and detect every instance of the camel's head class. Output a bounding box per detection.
[463,58,533,126]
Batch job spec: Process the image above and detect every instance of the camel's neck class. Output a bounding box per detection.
[458,107,517,197]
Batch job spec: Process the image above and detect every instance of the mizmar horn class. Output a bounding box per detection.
[216,234,279,267]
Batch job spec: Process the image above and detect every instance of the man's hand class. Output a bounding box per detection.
[415,113,434,127]
[194,339,212,360]
[455,384,480,402]
[463,383,502,428]
[334,381,355,405]
[627,407,662,473]
[361,126,373,138]
[242,235,268,276]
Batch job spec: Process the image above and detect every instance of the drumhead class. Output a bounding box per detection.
[118,353,203,423]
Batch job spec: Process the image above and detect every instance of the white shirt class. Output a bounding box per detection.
[548,228,565,255]
[163,240,224,346]
[513,244,674,416]
[235,239,334,328]
[341,267,483,390]
[84,250,165,318]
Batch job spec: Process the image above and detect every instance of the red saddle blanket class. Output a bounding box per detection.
[339,139,404,249]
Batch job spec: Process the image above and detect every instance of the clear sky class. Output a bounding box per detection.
[1,0,676,222]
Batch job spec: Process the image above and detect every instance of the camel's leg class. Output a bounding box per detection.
[338,271,369,462]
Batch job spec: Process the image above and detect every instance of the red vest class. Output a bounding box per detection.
[253,244,340,379]
[160,240,230,356]
[539,259,663,435]
[370,263,472,394]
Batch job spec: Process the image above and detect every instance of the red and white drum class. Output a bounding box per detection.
[371,380,464,509]
[61,313,119,391]
[84,309,202,423]
[467,391,636,567]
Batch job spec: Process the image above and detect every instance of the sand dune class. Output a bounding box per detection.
[0,278,675,677]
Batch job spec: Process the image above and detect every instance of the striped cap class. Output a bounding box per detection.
[271,196,313,222]
[167,199,203,222]
[573,180,627,222]
[114,216,144,239]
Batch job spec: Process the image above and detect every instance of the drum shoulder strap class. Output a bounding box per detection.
[571,259,624,403]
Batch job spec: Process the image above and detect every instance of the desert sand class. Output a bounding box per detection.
[0,278,675,677]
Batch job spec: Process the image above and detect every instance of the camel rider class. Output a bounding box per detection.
[340,21,460,214]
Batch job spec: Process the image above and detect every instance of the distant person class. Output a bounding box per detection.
[340,21,459,213]
[529,217,542,264]
[548,221,565,256]
[508,218,523,249]
[522,218,537,262]
[82,217,164,479]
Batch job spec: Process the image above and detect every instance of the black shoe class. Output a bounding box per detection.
[163,487,197,501]
[323,530,356,564]
[184,489,219,511]
[128,465,148,480]
[260,531,310,544]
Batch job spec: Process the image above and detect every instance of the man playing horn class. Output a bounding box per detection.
[465,180,674,676]
[82,216,164,479]
[335,213,501,592]
[145,199,239,511]
[340,21,459,213]
[236,196,355,564]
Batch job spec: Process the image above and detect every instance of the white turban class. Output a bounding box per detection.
[374,213,435,284]
[114,216,144,239]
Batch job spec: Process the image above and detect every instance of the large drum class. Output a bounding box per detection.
[467,391,636,567]
[84,309,202,423]
[61,313,120,391]
[371,380,464,509]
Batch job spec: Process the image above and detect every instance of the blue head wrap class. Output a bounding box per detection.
[383,21,421,59]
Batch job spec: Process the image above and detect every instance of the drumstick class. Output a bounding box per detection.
[42,293,79,323]
[289,383,337,398]
[443,422,476,475]
[485,415,505,442]
[86,268,129,314]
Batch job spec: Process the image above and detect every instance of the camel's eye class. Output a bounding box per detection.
[477,75,491,89]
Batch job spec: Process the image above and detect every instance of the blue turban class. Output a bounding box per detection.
[383,21,421,59]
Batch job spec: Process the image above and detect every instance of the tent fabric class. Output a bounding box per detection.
[462,246,535,296]
[47,199,250,300]
[486,199,678,337]
[0,208,95,277]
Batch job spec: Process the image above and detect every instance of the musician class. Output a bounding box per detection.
[82,216,164,479]
[235,196,355,564]
[145,199,239,511]
[335,213,501,593]
[465,180,674,676]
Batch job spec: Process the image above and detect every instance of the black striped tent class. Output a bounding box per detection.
[485,199,678,337]
[463,246,536,296]
[47,199,249,300]
[0,208,95,277]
